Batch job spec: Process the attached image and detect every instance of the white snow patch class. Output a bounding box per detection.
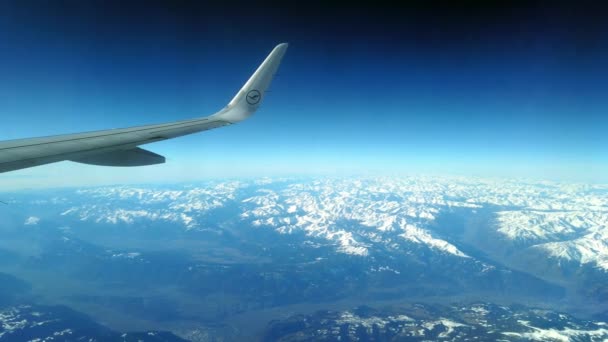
[399,223,469,258]
[24,217,40,226]
[502,319,608,341]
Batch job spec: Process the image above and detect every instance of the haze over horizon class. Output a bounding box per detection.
[0,1,606,188]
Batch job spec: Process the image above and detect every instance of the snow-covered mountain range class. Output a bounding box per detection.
[263,302,608,342]
[27,176,606,273]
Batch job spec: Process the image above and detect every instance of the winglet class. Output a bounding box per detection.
[216,43,288,123]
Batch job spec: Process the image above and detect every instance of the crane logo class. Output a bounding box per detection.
[246,90,261,105]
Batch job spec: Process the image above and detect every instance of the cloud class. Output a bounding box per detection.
[24,216,40,226]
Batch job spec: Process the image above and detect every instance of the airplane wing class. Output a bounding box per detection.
[0,43,288,174]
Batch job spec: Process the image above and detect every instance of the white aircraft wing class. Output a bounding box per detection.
[0,43,288,174]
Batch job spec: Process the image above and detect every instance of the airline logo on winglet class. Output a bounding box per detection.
[246,89,261,105]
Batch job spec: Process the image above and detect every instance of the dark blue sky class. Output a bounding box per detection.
[0,1,606,186]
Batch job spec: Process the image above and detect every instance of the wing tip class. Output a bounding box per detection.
[219,43,288,122]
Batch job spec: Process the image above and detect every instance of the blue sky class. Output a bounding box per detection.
[0,1,606,188]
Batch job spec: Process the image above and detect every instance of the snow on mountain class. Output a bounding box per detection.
[0,307,30,338]
[495,210,606,242]
[399,223,469,258]
[493,208,608,270]
[336,310,414,329]
[29,176,608,269]
[24,216,40,226]
[536,227,608,271]
[240,179,470,257]
[0,305,186,341]
[0,306,76,340]
[264,303,608,341]
[60,181,245,229]
[503,319,608,341]
[441,178,608,271]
